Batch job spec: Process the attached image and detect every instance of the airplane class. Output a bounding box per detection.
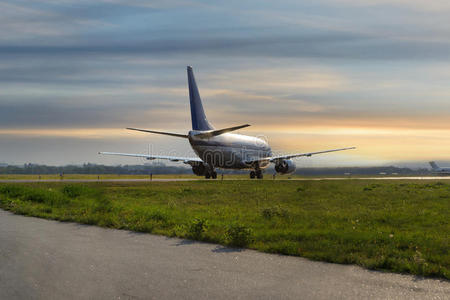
[99,66,356,179]
[429,161,450,175]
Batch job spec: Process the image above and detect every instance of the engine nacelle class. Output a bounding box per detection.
[275,159,296,174]
[192,163,207,176]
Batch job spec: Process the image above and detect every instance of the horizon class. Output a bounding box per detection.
[1,1,450,166]
[0,160,445,170]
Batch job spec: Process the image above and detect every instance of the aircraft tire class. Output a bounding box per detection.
[256,170,263,179]
[250,171,256,179]
[212,172,217,179]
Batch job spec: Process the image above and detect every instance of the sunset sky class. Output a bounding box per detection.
[1,0,450,167]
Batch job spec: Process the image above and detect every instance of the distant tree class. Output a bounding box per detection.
[0,163,432,176]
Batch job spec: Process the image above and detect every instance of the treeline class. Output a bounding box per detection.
[0,163,431,175]
[295,166,430,176]
[0,163,192,175]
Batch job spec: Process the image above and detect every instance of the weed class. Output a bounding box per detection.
[23,190,47,203]
[188,218,208,239]
[94,197,112,213]
[171,224,186,237]
[148,209,168,222]
[41,207,52,214]
[0,185,23,198]
[261,206,289,219]
[62,185,85,198]
[225,223,254,247]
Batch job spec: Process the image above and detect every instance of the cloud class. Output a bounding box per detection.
[1,33,450,61]
[0,101,189,129]
[326,0,450,12]
[1,0,450,164]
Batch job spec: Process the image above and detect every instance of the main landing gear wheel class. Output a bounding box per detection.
[256,170,263,179]
[250,171,256,179]
[205,171,217,179]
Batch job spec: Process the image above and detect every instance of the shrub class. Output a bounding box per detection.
[94,197,112,213]
[41,207,52,214]
[53,194,71,207]
[148,209,168,222]
[171,224,187,237]
[0,185,24,198]
[23,190,47,203]
[225,223,253,247]
[188,218,208,239]
[62,185,85,198]
[0,185,69,206]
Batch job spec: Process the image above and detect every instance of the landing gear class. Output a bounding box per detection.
[256,170,263,179]
[205,170,217,179]
[249,170,263,179]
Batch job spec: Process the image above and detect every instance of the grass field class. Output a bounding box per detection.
[0,179,448,279]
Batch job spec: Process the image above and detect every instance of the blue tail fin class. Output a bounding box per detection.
[187,66,213,131]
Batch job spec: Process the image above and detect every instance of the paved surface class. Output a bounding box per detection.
[1,210,448,299]
[2,176,450,183]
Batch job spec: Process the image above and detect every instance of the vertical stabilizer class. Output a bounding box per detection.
[429,161,439,170]
[187,66,213,131]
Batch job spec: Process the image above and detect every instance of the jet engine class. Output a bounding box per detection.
[192,163,207,176]
[275,159,296,174]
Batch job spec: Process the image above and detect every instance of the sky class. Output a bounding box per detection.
[1,0,450,167]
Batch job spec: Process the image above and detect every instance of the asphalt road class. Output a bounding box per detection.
[1,210,449,299]
[2,176,450,183]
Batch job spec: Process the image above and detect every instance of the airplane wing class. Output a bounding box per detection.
[98,152,203,165]
[244,147,356,164]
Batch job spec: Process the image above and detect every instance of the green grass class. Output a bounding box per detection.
[0,180,448,279]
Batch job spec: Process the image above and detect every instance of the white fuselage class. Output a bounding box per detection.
[188,131,272,169]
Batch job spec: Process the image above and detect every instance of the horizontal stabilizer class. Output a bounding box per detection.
[126,128,188,138]
[194,124,250,139]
